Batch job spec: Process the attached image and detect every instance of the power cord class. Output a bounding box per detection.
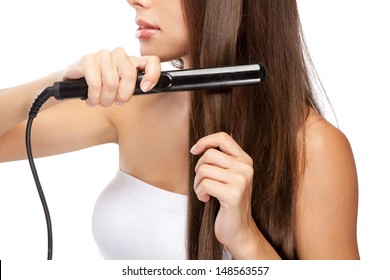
[26,87,55,260]
[25,79,87,260]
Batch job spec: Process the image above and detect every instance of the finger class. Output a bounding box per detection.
[112,48,138,104]
[82,54,102,106]
[195,149,253,182]
[97,49,120,107]
[196,176,249,207]
[195,177,246,206]
[130,55,161,92]
[194,148,235,173]
[193,164,233,192]
[194,178,226,203]
[62,61,83,81]
[191,132,249,161]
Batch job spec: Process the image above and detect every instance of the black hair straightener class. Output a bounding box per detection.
[51,64,267,100]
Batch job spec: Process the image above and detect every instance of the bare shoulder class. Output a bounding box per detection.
[303,110,358,194]
[295,109,360,259]
[304,110,353,161]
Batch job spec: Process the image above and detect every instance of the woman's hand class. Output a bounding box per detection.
[190,132,261,257]
[62,47,161,107]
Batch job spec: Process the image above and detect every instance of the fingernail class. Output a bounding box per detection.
[190,144,197,154]
[141,81,152,92]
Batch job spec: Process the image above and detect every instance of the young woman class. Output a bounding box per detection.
[0,0,359,259]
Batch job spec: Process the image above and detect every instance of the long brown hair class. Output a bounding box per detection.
[183,0,323,259]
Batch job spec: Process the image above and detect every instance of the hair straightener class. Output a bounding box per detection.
[25,63,267,259]
[51,63,267,100]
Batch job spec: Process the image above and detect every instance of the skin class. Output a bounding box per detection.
[0,0,359,259]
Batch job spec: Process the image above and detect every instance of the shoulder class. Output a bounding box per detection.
[295,109,360,259]
[304,110,355,170]
[303,110,359,190]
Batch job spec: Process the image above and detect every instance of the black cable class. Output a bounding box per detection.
[25,87,54,260]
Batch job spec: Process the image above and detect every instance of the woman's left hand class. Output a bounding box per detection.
[190,132,259,255]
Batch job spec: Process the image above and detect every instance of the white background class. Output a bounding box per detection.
[0,0,389,276]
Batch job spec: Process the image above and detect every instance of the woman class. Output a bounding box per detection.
[0,0,359,259]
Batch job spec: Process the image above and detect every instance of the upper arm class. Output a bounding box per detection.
[0,100,117,162]
[295,118,360,259]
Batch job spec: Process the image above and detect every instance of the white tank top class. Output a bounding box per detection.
[92,170,188,259]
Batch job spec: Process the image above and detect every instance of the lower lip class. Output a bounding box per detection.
[135,28,160,40]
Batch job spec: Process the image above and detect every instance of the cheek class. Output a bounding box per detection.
[168,26,188,52]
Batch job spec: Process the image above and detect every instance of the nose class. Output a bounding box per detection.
[128,0,149,9]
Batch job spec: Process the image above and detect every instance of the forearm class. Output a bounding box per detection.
[0,71,63,136]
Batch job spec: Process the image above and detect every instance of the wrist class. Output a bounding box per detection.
[227,222,281,260]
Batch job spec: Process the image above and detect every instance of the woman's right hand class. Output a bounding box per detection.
[62,47,161,107]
